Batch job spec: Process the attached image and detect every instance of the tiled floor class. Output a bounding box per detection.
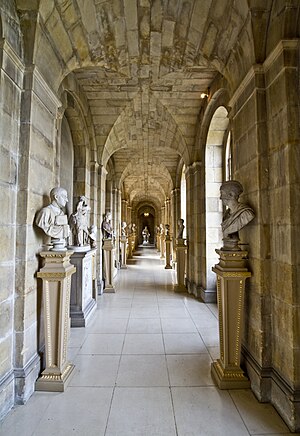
[0,246,297,435]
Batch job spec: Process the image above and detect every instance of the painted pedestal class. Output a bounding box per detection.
[36,251,76,392]
[103,239,115,293]
[211,249,251,389]
[175,239,187,292]
[120,236,127,269]
[69,248,97,327]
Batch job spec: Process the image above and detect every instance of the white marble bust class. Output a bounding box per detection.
[35,187,70,250]
[220,180,255,250]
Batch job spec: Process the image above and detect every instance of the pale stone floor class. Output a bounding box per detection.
[1,247,299,436]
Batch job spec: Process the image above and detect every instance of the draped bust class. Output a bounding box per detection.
[220,180,255,250]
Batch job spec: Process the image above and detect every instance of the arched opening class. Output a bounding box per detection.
[205,106,229,294]
[180,165,186,238]
[225,131,232,181]
[60,115,74,216]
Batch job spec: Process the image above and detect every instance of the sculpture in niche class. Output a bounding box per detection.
[35,187,70,251]
[102,211,114,239]
[121,221,127,237]
[220,180,255,250]
[142,226,150,244]
[177,218,185,239]
[131,223,136,234]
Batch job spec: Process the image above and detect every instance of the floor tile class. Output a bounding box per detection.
[198,326,220,347]
[33,387,113,436]
[70,355,120,386]
[79,334,124,355]
[126,317,161,333]
[130,307,160,318]
[230,389,290,434]
[106,387,176,436]
[167,354,214,386]
[161,317,197,333]
[123,334,165,354]
[117,355,169,386]
[88,317,128,334]
[163,333,207,354]
[172,387,250,436]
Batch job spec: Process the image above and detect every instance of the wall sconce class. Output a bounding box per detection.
[200,87,210,99]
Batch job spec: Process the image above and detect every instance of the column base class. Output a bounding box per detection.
[35,363,75,392]
[164,265,172,269]
[211,360,250,389]
[174,284,186,293]
[104,285,116,293]
[120,265,128,269]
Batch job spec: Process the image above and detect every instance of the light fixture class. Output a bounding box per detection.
[144,212,149,217]
[200,87,210,99]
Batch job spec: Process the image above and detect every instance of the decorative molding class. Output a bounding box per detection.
[229,64,264,108]
[263,39,299,73]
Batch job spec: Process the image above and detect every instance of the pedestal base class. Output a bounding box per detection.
[211,360,250,389]
[174,284,186,293]
[104,285,115,293]
[35,363,75,392]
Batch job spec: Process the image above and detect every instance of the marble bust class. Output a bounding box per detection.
[220,180,255,250]
[35,187,70,250]
[102,211,113,239]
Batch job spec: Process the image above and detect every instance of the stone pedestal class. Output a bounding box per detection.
[175,239,187,292]
[160,235,165,259]
[69,248,97,327]
[103,239,115,293]
[36,251,76,392]
[157,233,161,252]
[164,236,172,269]
[211,249,251,389]
[120,236,127,269]
[127,235,132,259]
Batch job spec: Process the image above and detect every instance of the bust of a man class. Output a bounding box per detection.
[177,218,185,239]
[220,180,255,250]
[102,211,113,239]
[35,187,70,250]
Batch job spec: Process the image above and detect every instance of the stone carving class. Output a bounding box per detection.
[220,180,255,250]
[165,224,170,237]
[159,223,164,235]
[142,226,150,244]
[121,221,127,237]
[177,218,185,239]
[102,211,113,239]
[69,196,97,250]
[35,187,70,251]
[69,196,90,247]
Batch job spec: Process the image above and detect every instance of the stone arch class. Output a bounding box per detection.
[205,106,229,296]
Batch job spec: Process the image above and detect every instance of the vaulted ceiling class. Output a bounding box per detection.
[36,0,254,209]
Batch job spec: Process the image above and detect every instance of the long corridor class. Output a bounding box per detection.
[0,247,294,435]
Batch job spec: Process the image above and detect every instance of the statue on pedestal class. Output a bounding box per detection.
[69,196,97,250]
[159,223,165,236]
[102,211,114,239]
[220,180,255,250]
[177,218,185,239]
[142,226,150,244]
[35,187,70,251]
[165,224,170,237]
[121,221,127,237]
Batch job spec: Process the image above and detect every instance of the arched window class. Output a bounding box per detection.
[225,131,232,181]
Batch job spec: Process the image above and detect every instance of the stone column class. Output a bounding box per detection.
[175,238,187,291]
[211,249,251,389]
[171,188,180,264]
[164,234,172,269]
[69,248,97,327]
[103,239,115,293]
[36,251,76,392]
[120,236,127,269]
